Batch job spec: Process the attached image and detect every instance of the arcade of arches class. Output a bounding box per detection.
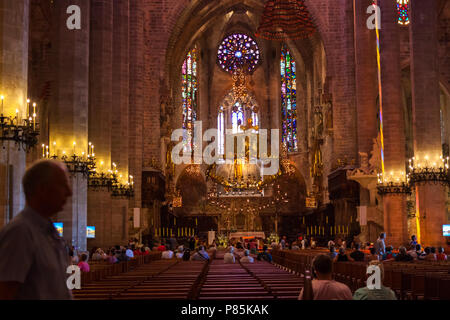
[0,0,450,253]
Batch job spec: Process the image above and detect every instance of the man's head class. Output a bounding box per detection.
[411,235,417,241]
[379,232,385,239]
[312,254,333,280]
[23,160,72,217]
[399,246,407,255]
[80,253,88,262]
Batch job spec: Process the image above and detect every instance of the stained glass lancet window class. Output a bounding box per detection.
[217,34,260,74]
[397,0,410,25]
[281,44,298,152]
[182,47,198,152]
[232,102,244,134]
[218,107,225,156]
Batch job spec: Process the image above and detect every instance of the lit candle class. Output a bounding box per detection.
[73,141,76,155]
[46,145,49,159]
[32,103,37,130]
[42,144,45,158]
[27,99,30,118]
[15,109,19,124]
[1,95,4,115]
[53,141,56,157]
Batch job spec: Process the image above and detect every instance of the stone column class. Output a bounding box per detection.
[129,1,144,215]
[409,0,446,247]
[111,0,130,246]
[354,0,378,157]
[0,0,29,227]
[352,0,380,243]
[87,0,113,249]
[50,0,90,251]
[378,0,408,247]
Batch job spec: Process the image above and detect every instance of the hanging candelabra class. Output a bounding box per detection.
[376,170,411,195]
[43,141,96,177]
[0,97,40,151]
[407,155,450,186]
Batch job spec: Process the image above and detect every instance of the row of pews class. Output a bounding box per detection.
[74,249,303,300]
[271,249,450,300]
[196,251,302,300]
[73,251,212,300]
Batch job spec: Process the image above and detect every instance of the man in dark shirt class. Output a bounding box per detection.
[349,243,365,261]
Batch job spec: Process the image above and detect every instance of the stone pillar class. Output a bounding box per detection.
[0,0,29,227]
[111,0,130,246]
[378,0,408,247]
[50,0,90,251]
[129,1,144,216]
[354,0,378,157]
[409,0,446,247]
[87,0,113,249]
[352,0,380,243]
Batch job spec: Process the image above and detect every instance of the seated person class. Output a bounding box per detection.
[437,247,448,261]
[327,240,335,250]
[176,246,184,259]
[335,247,349,262]
[78,253,90,273]
[383,246,396,260]
[106,250,118,264]
[395,246,413,262]
[157,242,166,252]
[329,246,338,260]
[353,261,397,300]
[224,247,236,264]
[191,246,210,261]
[140,246,149,256]
[125,246,134,259]
[366,247,380,261]
[91,248,105,261]
[349,243,365,262]
[240,250,254,263]
[298,254,352,300]
[424,247,437,261]
[291,241,300,251]
[407,245,418,259]
[257,246,273,263]
[416,244,426,260]
[161,249,174,259]
[182,248,191,261]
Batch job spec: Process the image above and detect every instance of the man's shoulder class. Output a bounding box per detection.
[0,211,32,238]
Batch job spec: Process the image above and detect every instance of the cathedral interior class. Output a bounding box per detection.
[0,0,449,252]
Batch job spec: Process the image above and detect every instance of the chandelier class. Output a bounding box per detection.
[256,0,316,41]
[408,155,450,186]
[0,97,39,151]
[43,142,134,198]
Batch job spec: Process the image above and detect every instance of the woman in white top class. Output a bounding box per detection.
[224,247,236,264]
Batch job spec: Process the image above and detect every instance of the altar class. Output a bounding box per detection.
[229,231,266,239]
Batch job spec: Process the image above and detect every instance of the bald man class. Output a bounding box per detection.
[0,160,73,299]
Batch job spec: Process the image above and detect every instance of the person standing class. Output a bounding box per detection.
[0,160,73,299]
[375,233,386,257]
